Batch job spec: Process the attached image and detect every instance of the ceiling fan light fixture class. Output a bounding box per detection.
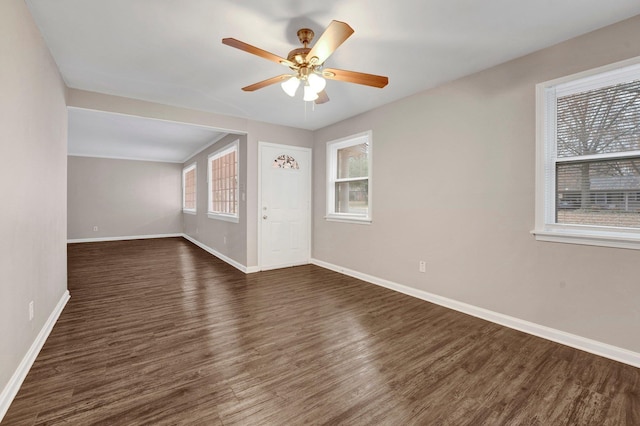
[281,76,300,97]
[303,84,319,101]
[223,20,388,104]
[307,73,326,93]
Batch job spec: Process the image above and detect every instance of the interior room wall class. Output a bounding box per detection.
[312,15,640,354]
[67,156,183,240]
[182,134,249,267]
[182,124,314,270]
[67,89,315,269]
[0,0,68,413]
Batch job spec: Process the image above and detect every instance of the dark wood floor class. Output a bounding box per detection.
[3,238,639,425]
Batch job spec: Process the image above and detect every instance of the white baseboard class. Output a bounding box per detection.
[181,234,258,274]
[67,233,183,243]
[0,291,70,422]
[311,258,640,369]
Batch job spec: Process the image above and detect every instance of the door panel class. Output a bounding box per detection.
[259,144,311,270]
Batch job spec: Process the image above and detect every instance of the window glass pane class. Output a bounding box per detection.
[556,79,640,158]
[337,142,368,179]
[210,148,238,215]
[335,179,368,215]
[184,167,196,210]
[556,158,640,228]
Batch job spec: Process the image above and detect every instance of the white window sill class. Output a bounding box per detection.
[325,215,372,225]
[531,228,640,250]
[208,212,239,223]
[183,209,197,215]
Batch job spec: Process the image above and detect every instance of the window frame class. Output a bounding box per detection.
[326,131,373,224]
[533,57,640,250]
[182,162,197,215]
[207,140,239,223]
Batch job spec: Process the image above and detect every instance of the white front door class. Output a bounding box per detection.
[259,143,311,270]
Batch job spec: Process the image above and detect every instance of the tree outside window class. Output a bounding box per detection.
[535,60,640,249]
[554,77,640,228]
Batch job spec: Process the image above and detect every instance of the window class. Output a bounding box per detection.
[208,141,239,223]
[182,163,196,214]
[326,131,372,223]
[534,58,640,249]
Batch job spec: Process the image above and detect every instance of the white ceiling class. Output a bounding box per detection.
[68,108,228,163]
[26,0,640,162]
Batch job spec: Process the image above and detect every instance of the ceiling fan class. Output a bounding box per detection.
[222,20,389,104]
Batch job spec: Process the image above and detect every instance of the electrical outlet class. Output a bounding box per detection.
[223,236,227,244]
[419,261,426,273]
[93,226,98,232]
[29,301,34,321]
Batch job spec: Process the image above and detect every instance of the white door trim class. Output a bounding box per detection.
[257,142,312,271]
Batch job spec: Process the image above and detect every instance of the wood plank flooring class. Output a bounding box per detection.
[3,237,639,425]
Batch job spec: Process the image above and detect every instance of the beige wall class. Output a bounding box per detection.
[67,88,248,133]
[183,134,249,265]
[67,156,183,240]
[0,0,68,403]
[313,15,640,353]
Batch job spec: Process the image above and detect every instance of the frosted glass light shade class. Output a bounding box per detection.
[307,73,326,93]
[303,84,319,101]
[281,76,300,97]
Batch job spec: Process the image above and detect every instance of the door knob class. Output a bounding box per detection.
[263,215,268,220]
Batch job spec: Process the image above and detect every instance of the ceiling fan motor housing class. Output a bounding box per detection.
[287,28,316,67]
[287,47,311,66]
[297,28,314,46]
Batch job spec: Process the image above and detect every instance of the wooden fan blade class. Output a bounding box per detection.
[315,90,330,104]
[242,74,291,92]
[322,68,389,88]
[222,38,296,68]
[307,20,354,65]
